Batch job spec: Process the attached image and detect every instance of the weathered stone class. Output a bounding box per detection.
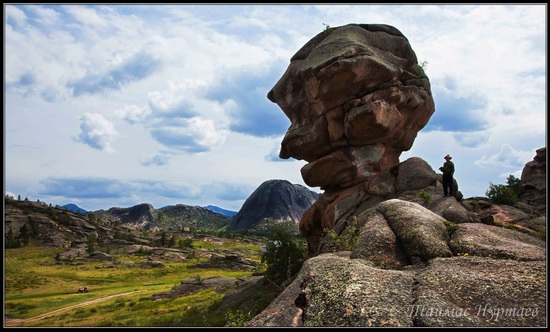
[268,25,435,251]
[428,197,480,224]
[449,223,546,261]
[415,257,546,327]
[519,147,546,213]
[350,209,408,269]
[377,199,452,260]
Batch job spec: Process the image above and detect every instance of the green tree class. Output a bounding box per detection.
[18,224,31,246]
[169,234,177,247]
[506,174,524,197]
[86,234,98,254]
[6,227,21,248]
[486,182,518,206]
[159,231,167,246]
[261,226,306,285]
[88,213,97,223]
[178,238,194,249]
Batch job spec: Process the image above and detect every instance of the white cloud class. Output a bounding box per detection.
[5,5,27,26]
[474,144,535,169]
[116,104,151,124]
[76,113,119,153]
[65,5,109,29]
[4,4,546,211]
[149,117,228,153]
[29,5,61,25]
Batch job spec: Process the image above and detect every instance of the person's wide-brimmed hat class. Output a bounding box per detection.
[444,154,452,160]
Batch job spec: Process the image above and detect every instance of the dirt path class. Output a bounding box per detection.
[5,290,144,327]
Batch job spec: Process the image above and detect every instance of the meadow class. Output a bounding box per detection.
[5,238,277,327]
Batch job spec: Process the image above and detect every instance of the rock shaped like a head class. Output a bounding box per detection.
[268,24,435,191]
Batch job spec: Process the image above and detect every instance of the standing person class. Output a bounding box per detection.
[439,154,455,197]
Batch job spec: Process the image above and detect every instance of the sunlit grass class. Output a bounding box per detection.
[5,240,264,326]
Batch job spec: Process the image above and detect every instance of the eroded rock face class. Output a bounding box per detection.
[519,147,546,214]
[268,24,435,255]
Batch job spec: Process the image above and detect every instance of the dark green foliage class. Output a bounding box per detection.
[486,182,518,206]
[169,234,177,247]
[506,174,524,196]
[136,245,151,256]
[416,189,431,205]
[261,226,306,284]
[86,234,98,254]
[6,227,22,248]
[178,238,194,249]
[18,224,30,246]
[323,23,334,35]
[159,231,167,247]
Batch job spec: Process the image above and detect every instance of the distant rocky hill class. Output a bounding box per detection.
[61,203,88,214]
[4,198,140,248]
[229,179,319,232]
[93,203,231,231]
[205,205,238,217]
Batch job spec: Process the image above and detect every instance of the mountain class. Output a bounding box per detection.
[93,203,231,231]
[205,205,238,217]
[228,179,319,232]
[61,203,87,214]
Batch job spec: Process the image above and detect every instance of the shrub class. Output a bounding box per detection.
[322,23,334,35]
[178,238,194,249]
[324,221,360,252]
[193,275,205,285]
[416,189,431,205]
[225,310,252,327]
[485,182,518,206]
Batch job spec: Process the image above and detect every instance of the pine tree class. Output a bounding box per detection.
[86,234,98,254]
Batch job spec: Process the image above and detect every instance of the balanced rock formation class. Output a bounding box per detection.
[268,23,435,255]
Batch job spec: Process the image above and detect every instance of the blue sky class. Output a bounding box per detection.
[4,4,546,212]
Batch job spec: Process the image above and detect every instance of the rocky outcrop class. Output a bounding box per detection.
[267,24,437,256]
[229,179,318,231]
[249,200,546,327]
[4,199,100,247]
[449,223,546,261]
[250,23,548,328]
[519,147,546,214]
[192,250,259,271]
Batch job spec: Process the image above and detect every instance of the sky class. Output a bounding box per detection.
[4,4,547,213]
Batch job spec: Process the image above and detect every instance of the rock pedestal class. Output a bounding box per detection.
[268,24,435,256]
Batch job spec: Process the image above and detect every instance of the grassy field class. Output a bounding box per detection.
[5,240,273,327]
